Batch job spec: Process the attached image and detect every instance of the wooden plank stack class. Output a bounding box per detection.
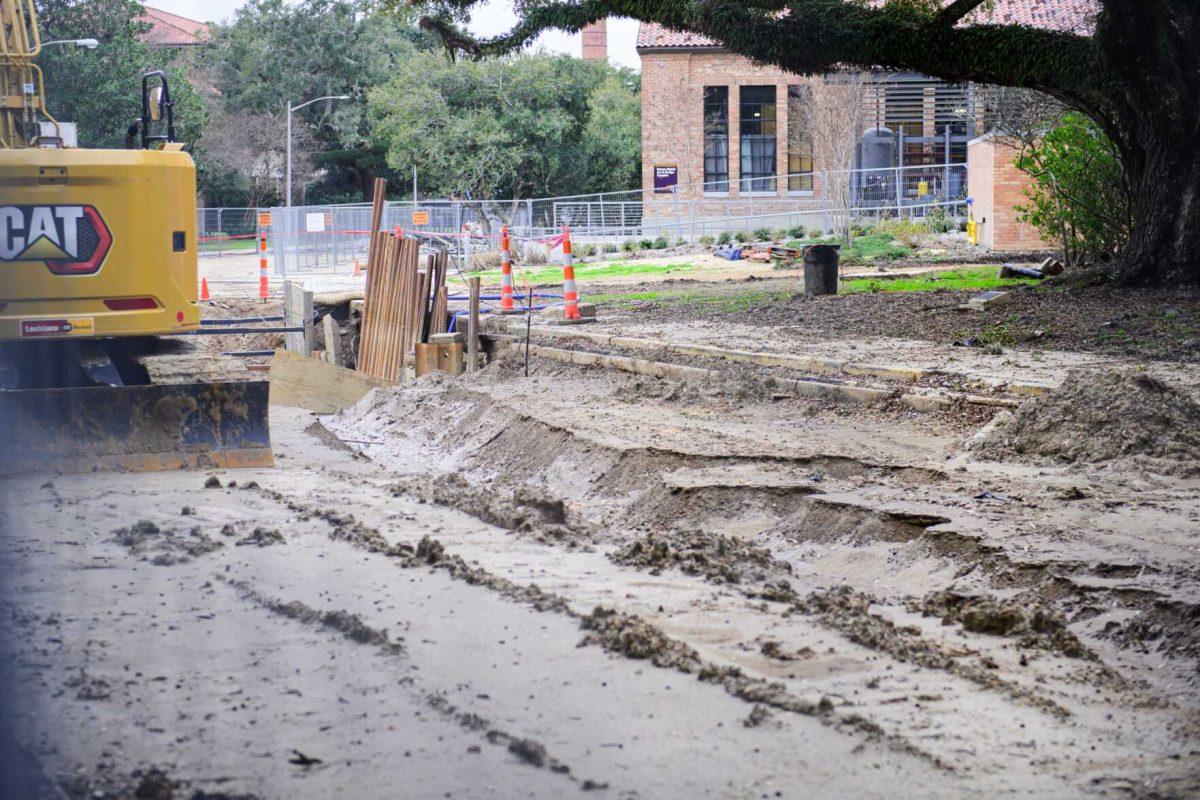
[357,232,451,382]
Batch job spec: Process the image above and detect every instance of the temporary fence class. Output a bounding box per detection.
[224,163,967,276]
[196,207,260,257]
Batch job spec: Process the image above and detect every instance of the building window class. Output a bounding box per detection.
[739,85,777,192]
[703,86,729,192]
[786,85,813,193]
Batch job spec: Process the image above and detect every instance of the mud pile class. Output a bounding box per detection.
[110,520,223,565]
[971,369,1200,475]
[915,590,1092,659]
[613,530,793,592]
[393,474,595,547]
[579,607,704,672]
[236,527,286,547]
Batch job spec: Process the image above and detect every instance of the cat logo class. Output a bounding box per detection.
[0,205,113,276]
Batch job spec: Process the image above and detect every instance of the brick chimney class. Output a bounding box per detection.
[581,19,607,61]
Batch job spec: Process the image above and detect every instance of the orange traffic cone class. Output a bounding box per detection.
[353,258,362,277]
[561,226,581,321]
[200,277,211,302]
[258,232,269,302]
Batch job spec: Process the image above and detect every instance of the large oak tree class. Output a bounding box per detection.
[399,0,1199,286]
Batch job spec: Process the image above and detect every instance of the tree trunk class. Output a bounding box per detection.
[357,167,376,202]
[1117,127,1200,285]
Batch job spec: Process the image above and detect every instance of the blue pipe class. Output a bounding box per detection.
[446,292,563,301]
[447,307,549,333]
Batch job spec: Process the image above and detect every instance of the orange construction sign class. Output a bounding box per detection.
[257,211,272,227]
[411,210,430,226]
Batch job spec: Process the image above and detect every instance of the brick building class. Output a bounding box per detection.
[636,0,1097,234]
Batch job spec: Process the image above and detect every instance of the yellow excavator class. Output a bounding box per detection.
[0,0,271,475]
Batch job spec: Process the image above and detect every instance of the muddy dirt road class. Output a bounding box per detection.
[2,311,1199,798]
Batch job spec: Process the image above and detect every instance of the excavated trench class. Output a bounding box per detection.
[325,354,1200,710]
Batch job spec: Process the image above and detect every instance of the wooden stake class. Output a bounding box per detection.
[467,276,480,372]
[322,314,342,366]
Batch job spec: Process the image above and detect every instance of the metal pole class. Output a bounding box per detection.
[943,126,952,204]
[286,101,293,208]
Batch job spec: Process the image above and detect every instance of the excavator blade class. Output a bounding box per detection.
[0,380,273,477]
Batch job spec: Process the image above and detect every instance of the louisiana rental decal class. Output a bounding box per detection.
[0,205,112,275]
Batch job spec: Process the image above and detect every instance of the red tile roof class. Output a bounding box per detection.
[138,6,213,48]
[637,0,1098,49]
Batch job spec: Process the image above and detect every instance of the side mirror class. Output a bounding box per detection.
[148,86,164,122]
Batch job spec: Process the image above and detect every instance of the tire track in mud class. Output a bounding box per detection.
[270,470,1115,720]
[218,578,606,790]
[243,482,957,770]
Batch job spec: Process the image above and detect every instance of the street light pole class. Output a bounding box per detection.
[40,39,100,49]
[286,94,350,207]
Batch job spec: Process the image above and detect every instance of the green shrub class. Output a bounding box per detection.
[753,227,773,242]
[773,228,790,242]
[639,238,655,250]
[469,251,504,269]
[523,244,549,265]
[603,243,618,254]
[1015,112,1129,268]
[877,219,929,248]
[717,231,733,246]
[653,235,670,249]
[621,239,638,252]
[577,243,597,258]
[698,234,715,247]
[839,232,911,264]
[787,224,806,239]
[734,230,752,244]
[925,206,953,234]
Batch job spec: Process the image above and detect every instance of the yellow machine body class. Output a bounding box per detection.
[0,147,200,341]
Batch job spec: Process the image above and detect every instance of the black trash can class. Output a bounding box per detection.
[803,244,841,296]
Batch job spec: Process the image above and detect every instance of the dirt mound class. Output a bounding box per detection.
[971,369,1200,475]
[915,590,1093,659]
[110,521,223,565]
[393,474,596,548]
[612,531,794,596]
[578,606,703,672]
[235,527,285,547]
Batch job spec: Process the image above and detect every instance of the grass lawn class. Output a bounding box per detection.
[587,287,794,312]
[198,237,258,253]
[841,266,1039,294]
[472,259,702,286]
[586,266,1037,309]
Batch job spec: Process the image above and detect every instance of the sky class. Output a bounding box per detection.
[148,0,642,69]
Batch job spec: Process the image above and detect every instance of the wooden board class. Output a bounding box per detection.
[413,343,438,378]
[322,314,343,366]
[437,342,465,376]
[269,349,393,413]
[283,281,314,356]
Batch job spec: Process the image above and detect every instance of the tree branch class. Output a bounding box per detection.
[934,0,989,27]
[414,0,1107,111]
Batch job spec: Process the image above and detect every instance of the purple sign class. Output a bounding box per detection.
[653,165,678,193]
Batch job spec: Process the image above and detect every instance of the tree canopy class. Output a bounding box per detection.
[35,0,206,150]
[404,0,1200,286]
[206,0,435,204]
[368,52,639,201]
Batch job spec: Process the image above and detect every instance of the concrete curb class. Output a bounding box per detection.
[520,344,1019,412]
[487,317,1047,399]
